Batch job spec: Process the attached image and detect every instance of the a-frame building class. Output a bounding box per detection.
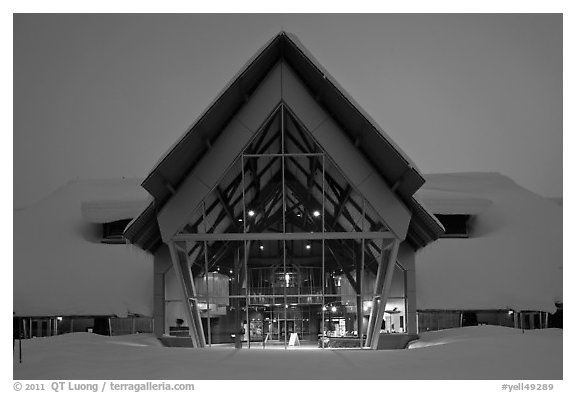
[125,32,443,349]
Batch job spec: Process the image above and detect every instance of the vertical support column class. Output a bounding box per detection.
[539,312,543,330]
[188,249,207,347]
[399,242,418,334]
[321,153,326,348]
[47,318,52,337]
[366,238,400,349]
[356,239,364,347]
[202,202,212,347]
[203,241,212,346]
[153,245,171,337]
[281,105,287,350]
[244,240,250,348]
[233,248,242,349]
[358,199,366,347]
[240,146,247,350]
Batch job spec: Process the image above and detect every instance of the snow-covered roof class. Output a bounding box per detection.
[13,179,153,317]
[414,173,562,313]
[81,198,151,224]
[13,173,562,317]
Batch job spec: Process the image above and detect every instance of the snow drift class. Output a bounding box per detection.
[415,173,562,313]
[12,326,562,379]
[13,179,153,317]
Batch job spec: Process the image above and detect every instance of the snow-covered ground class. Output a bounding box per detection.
[13,326,562,380]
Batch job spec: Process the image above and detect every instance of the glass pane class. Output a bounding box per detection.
[284,155,324,233]
[283,107,321,155]
[242,156,282,233]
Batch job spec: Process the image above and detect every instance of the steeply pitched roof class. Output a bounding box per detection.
[125,32,443,251]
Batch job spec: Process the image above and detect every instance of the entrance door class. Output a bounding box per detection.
[279,320,295,341]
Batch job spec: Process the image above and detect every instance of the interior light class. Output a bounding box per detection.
[508,310,514,315]
[322,306,327,311]
[57,317,63,322]
[248,210,255,217]
[331,306,337,312]
[238,218,243,222]
[313,210,321,217]
[229,269,233,274]
[259,245,264,250]
[305,244,311,250]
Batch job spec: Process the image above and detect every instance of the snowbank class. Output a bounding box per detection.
[13,179,153,317]
[12,326,562,380]
[415,173,562,313]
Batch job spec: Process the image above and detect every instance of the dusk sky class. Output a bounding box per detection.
[13,14,562,208]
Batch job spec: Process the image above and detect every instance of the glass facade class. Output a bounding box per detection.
[164,105,405,348]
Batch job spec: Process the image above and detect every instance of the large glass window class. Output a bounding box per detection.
[167,105,404,349]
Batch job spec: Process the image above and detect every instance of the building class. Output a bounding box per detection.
[13,179,154,338]
[122,31,446,350]
[13,32,562,347]
[414,172,562,331]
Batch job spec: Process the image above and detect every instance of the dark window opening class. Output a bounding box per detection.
[102,219,131,244]
[435,214,471,238]
[461,312,478,326]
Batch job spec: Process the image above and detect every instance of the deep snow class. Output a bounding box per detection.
[13,326,562,380]
[415,173,562,313]
[13,179,153,317]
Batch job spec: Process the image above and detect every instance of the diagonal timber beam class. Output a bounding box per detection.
[326,244,358,293]
[216,186,240,230]
[167,241,206,348]
[331,184,352,227]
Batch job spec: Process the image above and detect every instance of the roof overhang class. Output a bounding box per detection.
[125,32,444,252]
